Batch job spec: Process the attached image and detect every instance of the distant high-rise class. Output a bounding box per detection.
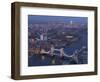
[40,33,47,41]
[40,34,44,40]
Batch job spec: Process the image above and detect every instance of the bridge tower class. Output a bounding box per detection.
[60,48,64,57]
[50,45,55,56]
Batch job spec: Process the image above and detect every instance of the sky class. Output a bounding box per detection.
[28,15,88,24]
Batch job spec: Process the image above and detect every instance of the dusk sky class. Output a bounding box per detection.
[28,15,88,24]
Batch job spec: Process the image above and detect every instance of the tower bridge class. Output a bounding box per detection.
[29,46,86,64]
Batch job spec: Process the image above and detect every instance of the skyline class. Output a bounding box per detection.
[28,15,88,66]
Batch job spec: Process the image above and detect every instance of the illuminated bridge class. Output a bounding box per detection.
[28,46,86,64]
